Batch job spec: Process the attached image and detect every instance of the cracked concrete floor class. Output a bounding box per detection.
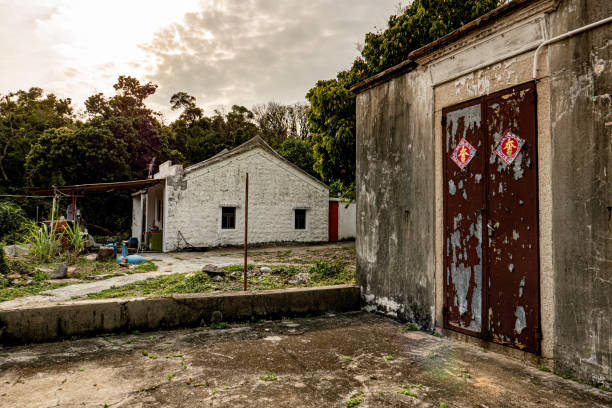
[0,312,609,408]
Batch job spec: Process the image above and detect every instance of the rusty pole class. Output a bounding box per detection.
[243,173,249,291]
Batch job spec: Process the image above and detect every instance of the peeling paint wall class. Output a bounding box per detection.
[549,0,611,387]
[355,0,611,386]
[356,68,436,329]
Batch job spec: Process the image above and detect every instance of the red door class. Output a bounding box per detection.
[329,201,338,242]
[443,82,540,353]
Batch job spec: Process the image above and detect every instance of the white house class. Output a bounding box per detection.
[131,136,330,252]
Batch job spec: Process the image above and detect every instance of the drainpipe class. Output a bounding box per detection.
[532,16,612,78]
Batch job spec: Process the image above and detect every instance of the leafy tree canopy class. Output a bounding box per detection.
[306,0,501,198]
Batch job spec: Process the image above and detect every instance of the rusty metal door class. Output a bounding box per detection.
[485,83,540,353]
[443,100,486,336]
[443,82,540,353]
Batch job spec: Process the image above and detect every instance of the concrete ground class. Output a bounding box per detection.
[1,242,354,310]
[1,312,609,408]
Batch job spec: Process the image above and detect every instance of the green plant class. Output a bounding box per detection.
[440,404,449,408]
[346,392,365,407]
[259,371,277,381]
[0,244,8,275]
[33,270,48,281]
[538,365,551,372]
[26,223,63,262]
[384,356,393,361]
[64,221,85,254]
[341,356,353,362]
[210,322,229,330]
[0,202,28,244]
[397,390,417,397]
[308,260,346,278]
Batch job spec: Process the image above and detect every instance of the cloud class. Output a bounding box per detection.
[143,0,400,119]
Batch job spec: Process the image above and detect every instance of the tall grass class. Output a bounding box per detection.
[65,221,85,254]
[26,223,63,263]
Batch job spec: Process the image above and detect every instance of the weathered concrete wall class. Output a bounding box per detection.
[0,285,360,345]
[356,68,436,329]
[131,195,142,239]
[549,0,611,386]
[163,148,328,251]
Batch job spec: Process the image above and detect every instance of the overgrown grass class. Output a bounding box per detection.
[133,261,158,273]
[81,260,354,299]
[0,281,70,301]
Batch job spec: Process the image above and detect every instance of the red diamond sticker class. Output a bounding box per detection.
[495,129,524,165]
[450,137,477,169]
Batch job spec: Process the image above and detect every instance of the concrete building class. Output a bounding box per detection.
[132,136,330,251]
[352,0,610,386]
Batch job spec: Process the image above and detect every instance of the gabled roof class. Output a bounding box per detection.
[184,135,328,189]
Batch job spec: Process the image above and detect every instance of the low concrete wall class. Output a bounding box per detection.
[0,285,360,344]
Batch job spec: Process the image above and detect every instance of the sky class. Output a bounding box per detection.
[0,0,403,121]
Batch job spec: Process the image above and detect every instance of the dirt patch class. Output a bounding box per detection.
[0,312,609,407]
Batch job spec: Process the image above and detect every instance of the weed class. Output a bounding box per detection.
[210,322,229,330]
[125,339,133,344]
[346,391,365,407]
[428,352,439,359]
[0,353,8,357]
[134,261,158,273]
[341,356,353,362]
[308,260,346,278]
[259,371,278,381]
[384,356,393,361]
[132,330,140,335]
[538,365,551,372]
[137,384,160,392]
[400,322,419,332]
[33,270,48,281]
[167,373,175,381]
[432,332,441,337]
[440,404,449,408]
[172,354,183,358]
[141,350,149,357]
[397,390,417,397]
[599,385,611,392]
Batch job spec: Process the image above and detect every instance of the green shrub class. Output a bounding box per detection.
[33,270,49,281]
[0,244,8,275]
[0,202,28,244]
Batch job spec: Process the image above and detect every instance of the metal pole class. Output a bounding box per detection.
[243,172,248,291]
[71,192,76,226]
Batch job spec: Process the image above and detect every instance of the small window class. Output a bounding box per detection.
[294,209,306,230]
[221,207,236,229]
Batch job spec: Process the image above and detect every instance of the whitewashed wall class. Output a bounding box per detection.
[338,201,356,240]
[161,148,328,251]
[131,195,142,239]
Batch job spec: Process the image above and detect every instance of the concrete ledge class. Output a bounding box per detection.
[0,285,361,345]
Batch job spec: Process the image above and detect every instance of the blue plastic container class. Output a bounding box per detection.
[116,254,146,264]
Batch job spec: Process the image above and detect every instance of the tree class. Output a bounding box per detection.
[26,126,130,186]
[306,0,501,198]
[0,201,27,244]
[0,88,73,190]
[170,91,203,124]
[277,138,318,178]
[85,76,162,178]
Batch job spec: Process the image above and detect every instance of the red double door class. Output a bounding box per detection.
[442,83,540,353]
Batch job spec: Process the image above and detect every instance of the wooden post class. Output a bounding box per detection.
[243,173,248,291]
[71,192,76,227]
[50,187,57,230]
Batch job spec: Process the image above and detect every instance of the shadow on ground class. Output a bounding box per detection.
[0,312,609,407]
